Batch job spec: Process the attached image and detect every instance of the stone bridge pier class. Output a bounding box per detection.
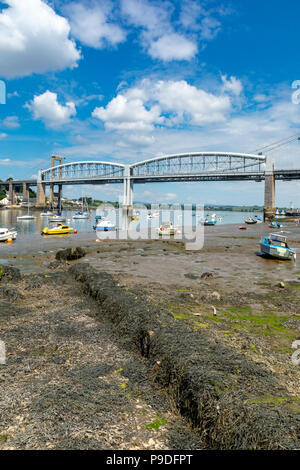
[264,155,275,221]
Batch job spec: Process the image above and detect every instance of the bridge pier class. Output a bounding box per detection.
[57,184,62,210]
[264,155,275,221]
[9,181,16,206]
[49,184,54,207]
[22,182,29,201]
[122,167,133,230]
[36,182,46,207]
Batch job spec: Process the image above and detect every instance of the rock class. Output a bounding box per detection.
[201,272,213,279]
[179,292,194,300]
[0,286,24,302]
[0,265,21,282]
[277,282,285,288]
[184,273,199,280]
[209,291,221,301]
[56,247,86,261]
[48,260,66,270]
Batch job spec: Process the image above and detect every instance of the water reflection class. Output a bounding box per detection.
[0,208,263,239]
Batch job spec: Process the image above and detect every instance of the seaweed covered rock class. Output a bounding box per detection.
[0,285,24,302]
[69,262,300,450]
[0,264,21,283]
[56,247,86,261]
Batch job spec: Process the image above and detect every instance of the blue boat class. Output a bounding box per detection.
[260,233,296,260]
[269,221,283,228]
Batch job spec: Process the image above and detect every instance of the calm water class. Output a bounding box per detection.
[0,208,263,238]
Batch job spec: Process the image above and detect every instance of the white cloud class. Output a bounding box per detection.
[153,80,232,124]
[2,115,20,129]
[65,2,126,48]
[0,0,81,78]
[221,75,243,96]
[92,78,235,133]
[148,33,197,61]
[121,0,197,61]
[26,90,77,128]
[0,133,8,139]
[92,92,162,131]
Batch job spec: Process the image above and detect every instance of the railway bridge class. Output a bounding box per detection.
[3,152,299,220]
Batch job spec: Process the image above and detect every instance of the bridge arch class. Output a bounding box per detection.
[41,161,126,182]
[129,152,266,178]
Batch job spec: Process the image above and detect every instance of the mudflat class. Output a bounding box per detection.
[1,221,300,449]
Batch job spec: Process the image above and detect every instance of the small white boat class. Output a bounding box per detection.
[0,228,17,242]
[153,211,160,218]
[73,211,89,219]
[94,219,116,231]
[40,210,53,217]
[157,222,176,236]
[17,215,35,220]
[49,214,66,223]
[17,205,35,220]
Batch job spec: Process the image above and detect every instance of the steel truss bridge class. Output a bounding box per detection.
[4,152,300,217]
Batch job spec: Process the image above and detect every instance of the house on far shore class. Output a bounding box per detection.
[0,196,9,206]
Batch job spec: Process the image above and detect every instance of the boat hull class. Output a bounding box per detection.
[260,242,295,260]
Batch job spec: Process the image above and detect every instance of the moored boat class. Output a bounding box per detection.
[49,214,66,223]
[0,228,17,242]
[269,221,283,228]
[259,233,296,261]
[244,217,257,224]
[41,223,73,235]
[94,219,116,231]
[157,222,176,236]
[73,211,89,219]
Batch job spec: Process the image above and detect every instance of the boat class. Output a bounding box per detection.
[201,218,217,226]
[157,222,176,236]
[269,221,283,228]
[244,217,257,224]
[239,225,247,230]
[17,215,36,220]
[94,219,116,231]
[73,211,89,219]
[40,210,53,217]
[254,216,263,223]
[17,204,35,220]
[41,223,73,235]
[259,233,296,261]
[153,211,159,218]
[48,213,66,223]
[95,215,102,220]
[0,228,17,242]
[73,196,89,219]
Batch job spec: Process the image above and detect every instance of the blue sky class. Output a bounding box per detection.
[1,0,300,206]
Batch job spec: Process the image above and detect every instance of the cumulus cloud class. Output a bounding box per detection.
[26,91,77,128]
[0,0,81,78]
[92,92,162,131]
[65,2,126,48]
[153,80,232,124]
[92,77,237,134]
[148,33,197,61]
[121,0,197,61]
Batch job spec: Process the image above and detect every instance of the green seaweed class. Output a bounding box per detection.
[145,415,167,431]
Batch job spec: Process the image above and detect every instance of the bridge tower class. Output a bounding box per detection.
[264,155,275,221]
